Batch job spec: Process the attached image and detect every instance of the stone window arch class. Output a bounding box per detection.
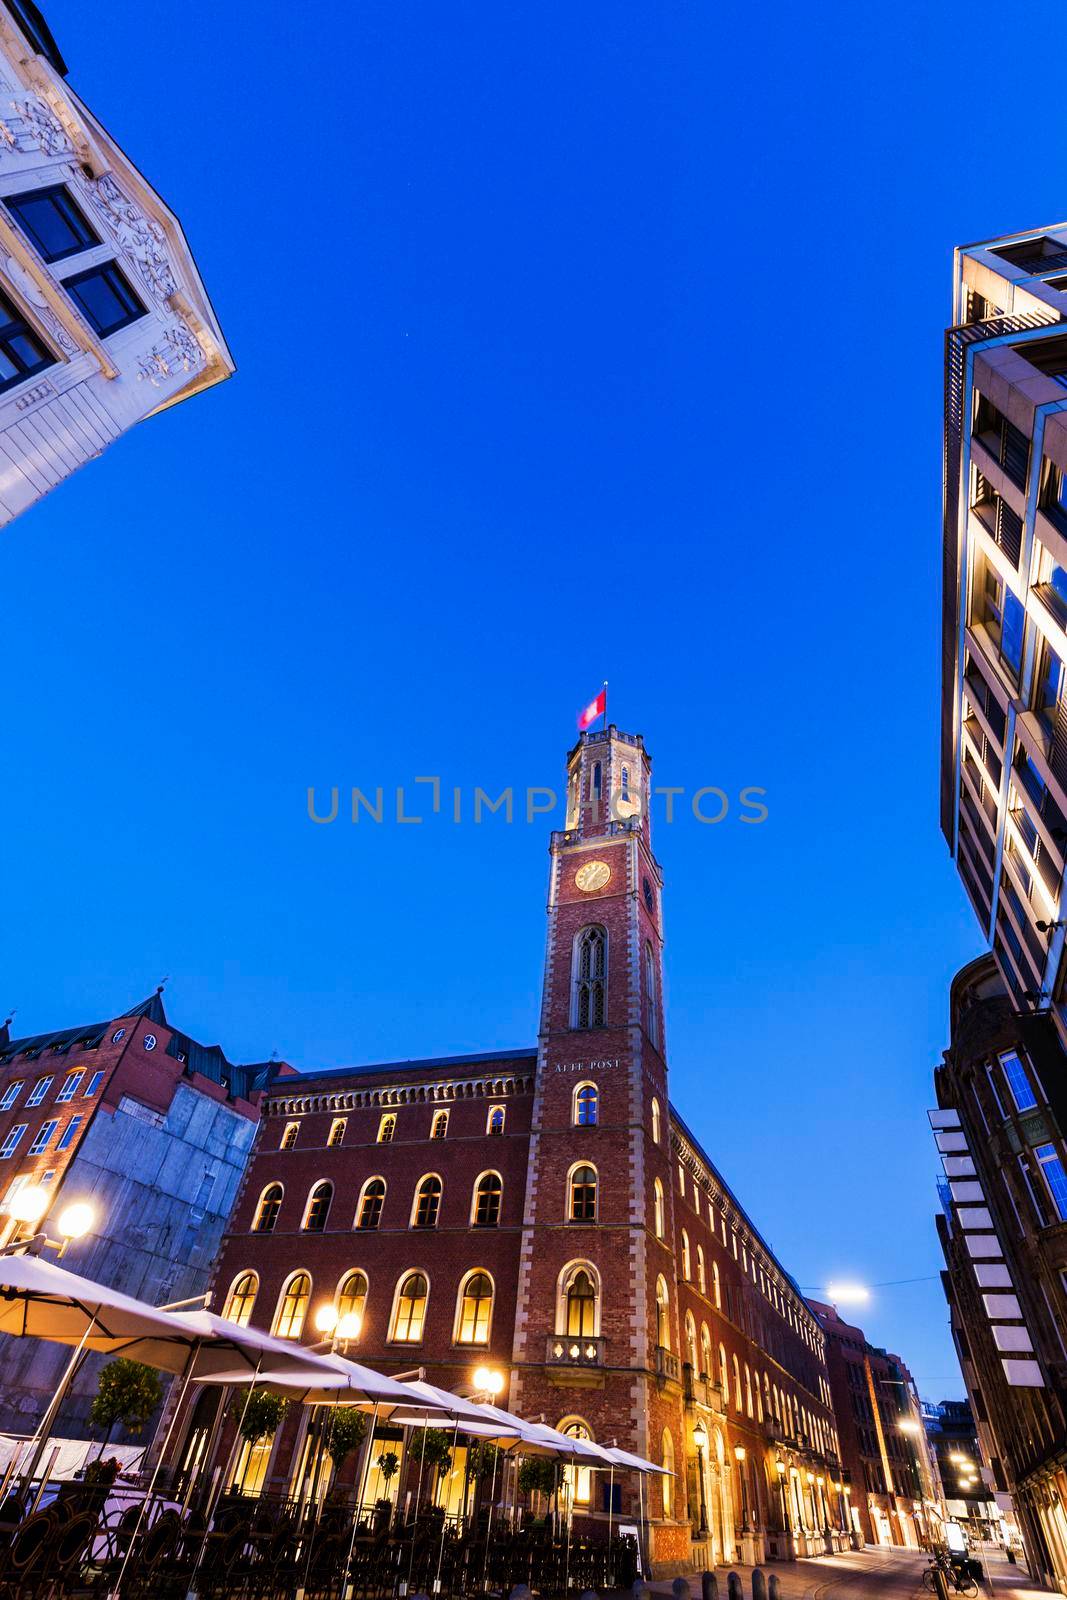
[645,940,659,1048]
[272,1270,311,1339]
[557,1260,600,1337]
[302,1180,333,1232]
[661,1428,675,1518]
[653,1178,665,1238]
[222,1270,258,1326]
[655,1275,670,1349]
[573,1081,598,1126]
[685,1310,699,1372]
[455,1269,494,1346]
[252,1183,283,1234]
[355,1176,386,1230]
[680,1229,691,1280]
[390,1271,428,1342]
[559,1416,595,1506]
[568,1162,598,1222]
[411,1174,443,1229]
[651,1097,661,1144]
[696,1244,706,1295]
[472,1170,502,1227]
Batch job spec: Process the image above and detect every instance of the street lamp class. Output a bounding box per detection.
[774,1456,791,1539]
[311,1302,363,1353]
[693,1422,709,1534]
[898,1418,922,1435]
[825,1283,870,1306]
[734,1444,750,1533]
[472,1366,505,1400]
[2,1190,95,1258]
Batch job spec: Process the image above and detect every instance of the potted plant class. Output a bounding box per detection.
[88,1360,163,1457]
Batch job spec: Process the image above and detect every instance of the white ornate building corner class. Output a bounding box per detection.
[0,0,234,533]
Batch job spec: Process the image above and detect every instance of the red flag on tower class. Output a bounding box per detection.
[577,686,607,731]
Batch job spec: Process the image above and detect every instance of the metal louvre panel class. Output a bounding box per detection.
[1051,693,1067,793]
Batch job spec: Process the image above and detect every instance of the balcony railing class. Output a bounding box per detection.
[545,1334,606,1368]
[682,1364,724,1411]
[655,1345,681,1383]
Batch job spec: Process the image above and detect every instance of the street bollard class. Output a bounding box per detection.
[768,1576,781,1600]
[727,1572,744,1600]
[702,1573,719,1600]
[933,1571,950,1600]
[752,1569,767,1600]
[673,1581,691,1600]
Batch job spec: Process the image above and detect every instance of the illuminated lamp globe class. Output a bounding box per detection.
[57,1201,94,1240]
[473,1366,505,1397]
[336,1312,362,1340]
[314,1304,339,1334]
[9,1185,48,1226]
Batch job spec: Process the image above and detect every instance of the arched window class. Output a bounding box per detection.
[696,1245,706,1295]
[472,1171,502,1227]
[431,1110,449,1139]
[681,1230,691,1280]
[252,1183,283,1234]
[281,1122,300,1150]
[661,1429,674,1518]
[677,1163,686,1197]
[377,1113,396,1143]
[645,941,659,1048]
[574,1082,598,1126]
[302,1181,332,1232]
[568,1163,597,1222]
[745,1363,754,1416]
[561,1263,599,1337]
[328,1118,347,1147]
[560,1419,594,1506]
[222,1271,258,1327]
[455,1270,494,1345]
[655,1275,670,1350]
[712,1261,721,1309]
[335,1270,367,1331]
[685,1311,699,1373]
[272,1271,311,1339]
[700,1323,713,1380]
[651,1097,661,1144]
[487,1105,506,1136]
[391,1272,428,1342]
[653,1178,665,1238]
[356,1177,386,1230]
[732,1354,742,1411]
[412,1175,442,1229]
[718,1344,729,1401]
[572,926,607,1029]
[761,1373,770,1423]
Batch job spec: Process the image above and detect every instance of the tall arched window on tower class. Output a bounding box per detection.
[591,761,603,817]
[412,1175,442,1229]
[568,1163,597,1222]
[653,1178,665,1238]
[252,1183,283,1233]
[680,1230,691,1280]
[651,1098,661,1144]
[472,1171,502,1227]
[455,1270,494,1345]
[572,926,607,1029]
[645,941,658,1048]
[573,1082,598,1126]
[561,1263,599,1337]
[712,1260,721,1308]
[655,1275,670,1349]
[700,1323,713,1380]
[719,1344,729,1402]
[732,1354,742,1411]
[696,1245,706,1295]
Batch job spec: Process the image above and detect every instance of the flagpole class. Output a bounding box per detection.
[602,679,608,730]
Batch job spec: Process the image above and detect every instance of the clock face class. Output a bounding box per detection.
[643,876,655,913]
[575,860,611,893]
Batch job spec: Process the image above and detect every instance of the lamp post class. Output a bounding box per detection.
[1,1190,95,1259]
[774,1456,794,1560]
[693,1422,709,1535]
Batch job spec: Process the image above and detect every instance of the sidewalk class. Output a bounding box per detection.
[643,1545,1059,1600]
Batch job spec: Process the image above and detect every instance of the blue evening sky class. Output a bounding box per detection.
[5,0,1065,1400]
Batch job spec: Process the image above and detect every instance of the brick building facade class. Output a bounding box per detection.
[0,990,290,1435]
[813,1301,934,1549]
[191,728,846,1575]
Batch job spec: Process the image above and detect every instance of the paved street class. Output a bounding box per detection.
[647,1548,1059,1600]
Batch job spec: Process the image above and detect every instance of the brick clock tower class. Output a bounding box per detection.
[511,725,689,1569]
